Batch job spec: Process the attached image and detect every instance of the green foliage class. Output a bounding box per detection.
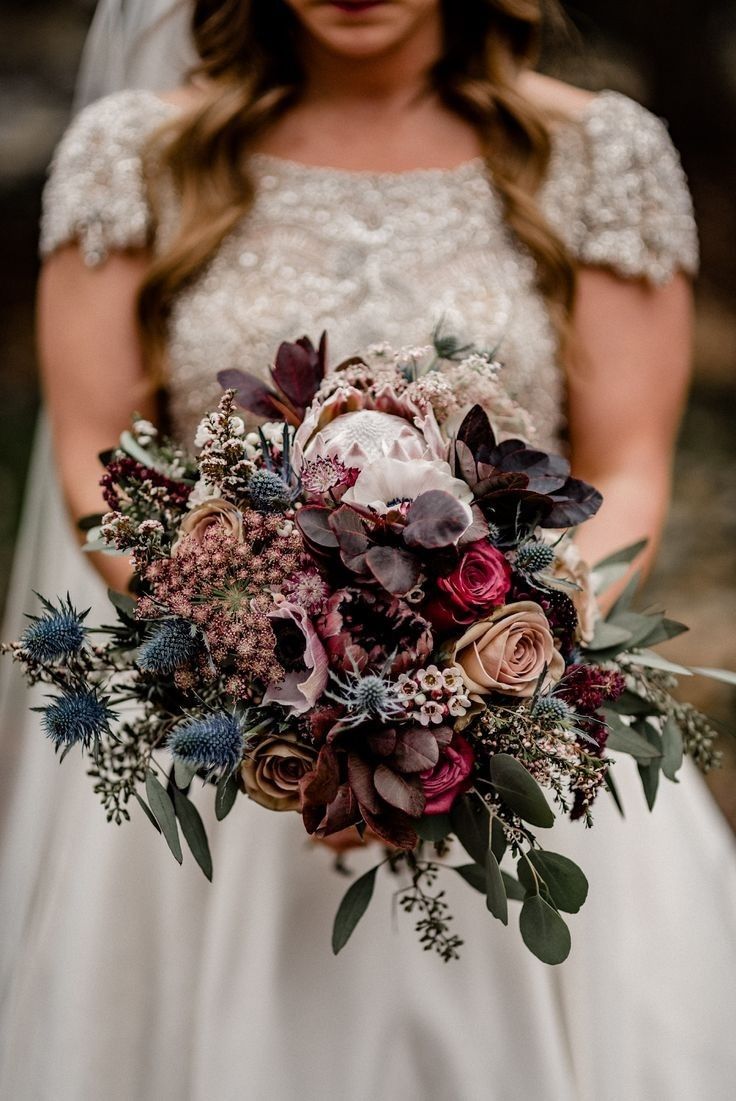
[450,794,489,864]
[415,814,453,843]
[519,895,571,965]
[488,754,554,828]
[215,772,239,820]
[172,785,213,881]
[145,770,182,864]
[484,849,508,925]
[332,866,378,955]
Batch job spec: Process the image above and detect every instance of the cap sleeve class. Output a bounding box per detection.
[542,91,699,285]
[39,90,172,268]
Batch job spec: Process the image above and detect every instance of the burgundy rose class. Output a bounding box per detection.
[420,732,475,814]
[426,540,512,630]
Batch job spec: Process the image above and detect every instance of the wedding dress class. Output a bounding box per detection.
[1,81,735,1101]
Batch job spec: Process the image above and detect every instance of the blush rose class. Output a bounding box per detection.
[453,600,565,699]
[419,732,475,814]
[174,498,243,552]
[428,540,512,629]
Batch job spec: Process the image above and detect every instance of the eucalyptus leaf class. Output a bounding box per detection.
[501,872,526,902]
[527,851,589,914]
[215,772,239,821]
[145,770,183,864]
[660,715,684,782]
[172,786,213,881]
[491,817,507,863]
[332,865,378,955]
[133,791,161,834]
[691,666,736,687]
[519,895,572,965]
[605,713,663,761]
[593,538,648,573]
[489,755,554,828]
[450,794,490,864]
[626,650,693,678]
[638,760,661,810]
[485,849,508,925]
[107,589,138,619]
[415,814,453,843]
[586,620,633,652]
[455,863,486,894]
[604,770,625,817]
[604,691,661,718]
[174,758,198,790]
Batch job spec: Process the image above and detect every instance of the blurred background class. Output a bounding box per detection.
[0,1,734,822]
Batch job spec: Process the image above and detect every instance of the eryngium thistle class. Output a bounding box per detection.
[247,469,293,513]
[137,618,199,674]
[168,714,245,775]
[21,596,88,663]
[532,696,573,724]
[39,688,115,749]
[516,541,555,574]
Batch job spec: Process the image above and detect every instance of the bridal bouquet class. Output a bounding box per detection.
[6,334,731,964]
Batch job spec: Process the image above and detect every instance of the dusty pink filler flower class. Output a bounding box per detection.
[140,515,302,699]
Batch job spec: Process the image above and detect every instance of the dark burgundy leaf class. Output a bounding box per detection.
[364,546,421,596]
[373,765,426,817]
[403,490,471,549]
[434,724,454,749]
[347,754,382,815]
[360,804,418,851]
[217,368,285,420]
[542,479,603,528]
[456,405,497,458]
[296,506,339,551]
[272,340,322,411]
[299,745,340,833]
[391,726,440,773]
[367,727,398,757]
[314,783,361,837]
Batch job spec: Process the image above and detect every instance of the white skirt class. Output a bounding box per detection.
[2,418,735,1101]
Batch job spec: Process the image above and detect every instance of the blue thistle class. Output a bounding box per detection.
[247,469,294,514]
[21,595,88,663]
[325,667,406,727]
[137,619,199,674]
[516,540,555,574]
[168,713,245,776]
[532,696,573,725]
[38,688,115,749]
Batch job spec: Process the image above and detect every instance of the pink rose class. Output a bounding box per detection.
[454,601,565,699]
[420,732,475,814]
[426,540,511,630]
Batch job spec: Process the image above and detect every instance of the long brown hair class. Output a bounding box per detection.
[138,0,575,379]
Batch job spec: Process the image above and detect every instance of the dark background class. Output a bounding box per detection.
[1,0,734,821]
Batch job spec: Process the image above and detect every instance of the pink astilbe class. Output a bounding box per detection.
[141,514,302,700]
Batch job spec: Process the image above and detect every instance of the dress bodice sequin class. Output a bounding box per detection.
[39,88,699,450]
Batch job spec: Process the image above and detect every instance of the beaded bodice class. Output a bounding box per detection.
[40,89,698,450]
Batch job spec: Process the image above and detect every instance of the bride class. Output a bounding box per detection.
[2,0,735,1097]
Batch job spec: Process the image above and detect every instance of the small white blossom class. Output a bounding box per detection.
[194,419,216,448]
[417,700,445,725]
[137,519,164,537]
[187,479,221,507]
[417,665,444,693]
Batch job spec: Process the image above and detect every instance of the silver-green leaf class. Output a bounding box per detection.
[172,786,213,881]
[332,865,378,955]
[145,770,182,864]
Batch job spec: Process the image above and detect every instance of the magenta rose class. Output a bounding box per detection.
[426,540,512,630]
[419,732,475,814]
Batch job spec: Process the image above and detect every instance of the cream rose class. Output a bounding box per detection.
[453,601,565,699]
[174,498,243,551]
[241,733,317,812]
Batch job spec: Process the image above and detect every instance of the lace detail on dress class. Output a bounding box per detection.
[542,90,699,284]
[37,88,699,453]
[39,90,171,266]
